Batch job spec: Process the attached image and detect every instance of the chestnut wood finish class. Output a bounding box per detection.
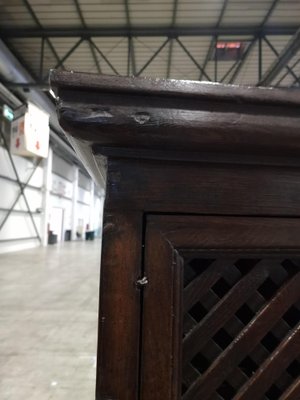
[143,216,300,400]
[51,71,300,400]
[96,212,142,399]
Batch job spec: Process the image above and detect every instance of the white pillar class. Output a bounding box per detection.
[99,194,105,238]
[71,165,79,241]
[41,146,53,246]
[89,180,95,231]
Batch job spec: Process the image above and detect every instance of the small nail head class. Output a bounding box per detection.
[136,276,148,287]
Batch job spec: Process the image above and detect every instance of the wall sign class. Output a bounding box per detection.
[10,102,49,158]
[3,104,14,121]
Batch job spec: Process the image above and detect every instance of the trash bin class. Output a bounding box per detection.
[64,230,71,241]
[85,231,95,241]
[48,231,58,245]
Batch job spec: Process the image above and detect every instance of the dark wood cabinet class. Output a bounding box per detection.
[51,71,300,400]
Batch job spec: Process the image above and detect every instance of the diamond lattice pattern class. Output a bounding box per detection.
[181,257,300,400]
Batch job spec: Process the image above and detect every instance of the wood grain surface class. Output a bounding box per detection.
[51,72,300,400]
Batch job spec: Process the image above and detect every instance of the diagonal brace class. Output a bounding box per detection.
[258,28,300,86]
[0,129,42,241]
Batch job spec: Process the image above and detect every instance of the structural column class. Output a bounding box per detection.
[41,146,53,246]
[89,180,95,231]
[71,165,79,241]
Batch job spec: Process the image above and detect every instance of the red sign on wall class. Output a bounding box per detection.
[10,102,49,158]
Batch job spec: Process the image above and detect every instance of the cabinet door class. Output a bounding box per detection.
[140,216,300,400]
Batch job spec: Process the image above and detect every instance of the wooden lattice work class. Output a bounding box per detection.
[181,257,300,400]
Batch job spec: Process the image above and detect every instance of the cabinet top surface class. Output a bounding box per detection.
[51,70,300,106]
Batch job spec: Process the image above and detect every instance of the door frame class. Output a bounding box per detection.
[140,215,300,400]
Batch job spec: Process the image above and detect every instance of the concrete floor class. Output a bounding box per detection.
[0,240,101,400]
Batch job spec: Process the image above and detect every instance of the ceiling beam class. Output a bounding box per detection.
[51,38,84,73]
[0,26,297,39]
[275,57,300,86]
[260,0,280,26]
[229,0,279,85]
[124,0,136,75]
[21,0,62,67]
[72,0,102,73]
[258,28,300,86]
[229,39,257,84]
[263,36,300,84]
[200,0,229,80]
[176,38,211,81]
[90,40,120,75]
[166,0,179,78]
[136,38,170,77]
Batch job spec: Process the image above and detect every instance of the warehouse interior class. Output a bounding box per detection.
[0,0,300,399]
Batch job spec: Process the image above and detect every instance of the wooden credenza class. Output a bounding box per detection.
[51,71,300,400]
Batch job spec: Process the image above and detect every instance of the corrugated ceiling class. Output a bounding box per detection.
[0,0,299,87]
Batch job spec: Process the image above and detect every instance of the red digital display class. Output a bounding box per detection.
[216,42,242,49]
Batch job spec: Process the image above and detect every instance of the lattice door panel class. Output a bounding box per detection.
[181,257,300,400]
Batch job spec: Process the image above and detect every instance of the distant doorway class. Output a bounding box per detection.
[50,207,64,242]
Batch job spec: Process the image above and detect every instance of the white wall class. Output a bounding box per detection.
[94,194,105,237]
[0,146,43,253]
[77,185,91,238]
[0,145,105,253]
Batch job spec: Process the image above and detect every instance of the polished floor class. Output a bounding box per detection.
[0,240,101,400]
